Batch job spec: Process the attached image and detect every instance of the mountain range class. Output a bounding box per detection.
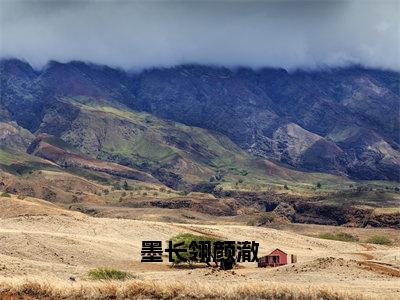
[1,58,399,186]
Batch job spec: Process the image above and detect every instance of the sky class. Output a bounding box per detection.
[0,0,399,71]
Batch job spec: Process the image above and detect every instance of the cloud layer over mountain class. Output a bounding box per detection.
[1,0,399,71]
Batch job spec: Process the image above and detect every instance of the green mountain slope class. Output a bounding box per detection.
[28,96,357,190]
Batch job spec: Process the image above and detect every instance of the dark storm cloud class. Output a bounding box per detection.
[0,0,399,71]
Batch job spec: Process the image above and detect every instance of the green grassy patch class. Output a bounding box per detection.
[0,148,59,176]
[318,232,358,242]
[318,232,359,242]
[366,235,392,245]
[66,168,114,185]
[87,268,132,281]
[324,190,400,208]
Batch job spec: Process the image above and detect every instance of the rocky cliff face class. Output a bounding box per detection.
[1,59,399,181]
[134,65,399,180]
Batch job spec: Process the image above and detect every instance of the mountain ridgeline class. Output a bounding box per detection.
[1,58,399,183]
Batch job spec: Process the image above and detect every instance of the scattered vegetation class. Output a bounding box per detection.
[318,232,359,242]
[366,235,392,245]
[0,192,11,198]
[88,268,132,281]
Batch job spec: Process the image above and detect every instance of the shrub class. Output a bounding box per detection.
[179,190,189,196]
[214,186,223,193]
[1,192,11,198]
[247,212,275,226]
[159,187,166,192]
[318,232,358,242]
[366,235,392,245]
[214,171,224,181]
[112,183,121,190]
[17,195,26,200]
[123,181,130,190]
[316,182,322,189]
[167,233,220,266]
[240,170,248,176]
[88,268,131,281]
[142,192,148,196]
[283,184,289,190]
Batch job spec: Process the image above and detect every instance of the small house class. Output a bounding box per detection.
[258,248,288,267]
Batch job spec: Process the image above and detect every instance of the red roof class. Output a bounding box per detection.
[269,248,287,255]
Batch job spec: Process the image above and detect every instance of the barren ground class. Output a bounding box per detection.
[0,195,399,299]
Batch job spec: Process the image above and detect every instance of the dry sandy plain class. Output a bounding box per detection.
[0,195,399,299]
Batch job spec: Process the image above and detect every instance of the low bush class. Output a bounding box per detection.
[0,192,11,198]
[318,232,358,242]
[167,233,220,266]
[366,235,392,245]
[178,190,189,196]
[88,268,131,281]
[247,212,275,226]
